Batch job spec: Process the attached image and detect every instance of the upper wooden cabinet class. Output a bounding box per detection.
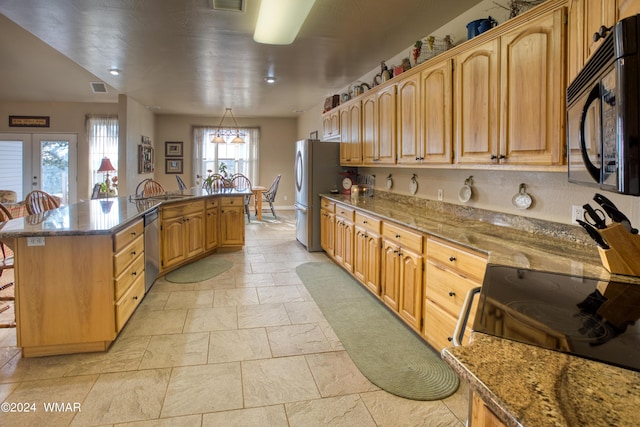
[362,85,397,165]
[322,109,340,140]
[499,8,565,165]
[454,39,500,164]
[420,59,453,164]
[339,102,363,165]
[397,73,422,164]
[584,0,618,60]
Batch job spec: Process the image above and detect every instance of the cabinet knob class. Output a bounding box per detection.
[490,155,497,160]
[133,296,138,301]
[395,234,401,239]
[448,291,455,297]
[447,336,453,342]
[449,256,456,262]
[132,271,137,276]
[131,251,137,256]
[593,25,612,42]
[131,231,137,236]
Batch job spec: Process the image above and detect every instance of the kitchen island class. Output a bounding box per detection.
[319,191,640,427]
[0,189,250,357]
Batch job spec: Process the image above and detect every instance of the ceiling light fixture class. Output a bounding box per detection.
[253,0,316,45]
[211,108,245,144]
[264,76,277,84]
[109,68,120,76]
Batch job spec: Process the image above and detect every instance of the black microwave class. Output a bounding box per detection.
[567,14,640,196]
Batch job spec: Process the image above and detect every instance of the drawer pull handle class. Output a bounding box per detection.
[133,296,138,301]
[363,220,368,224]
[447,336,453,342]
[449,256,456,262]
[131,251,137,256]
[131,231,137,236]
[132,271,137,276]
[448,291,455,297]
[395,234,401,239]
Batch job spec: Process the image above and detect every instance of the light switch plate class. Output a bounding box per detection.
[27,236,45,246]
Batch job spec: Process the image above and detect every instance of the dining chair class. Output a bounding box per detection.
[261,174,281,219]
[231,174,252,222]
[24,190,60,215]
[0,204,16,328]
[141,180,165,197]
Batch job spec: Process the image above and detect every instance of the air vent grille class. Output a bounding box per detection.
[90,82,108,94]
[211,0,245,12]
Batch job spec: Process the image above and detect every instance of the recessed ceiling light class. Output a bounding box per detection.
[109,68,121,76]
[264,76,277,84]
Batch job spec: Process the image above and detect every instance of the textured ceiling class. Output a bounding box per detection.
[0,0,482,117]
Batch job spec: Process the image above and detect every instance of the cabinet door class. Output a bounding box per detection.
[397,74,422,164]
[364,233,381,295]
[454,39,500,164]
[585,0,617,60]
[499,9,565,165]
[381,240,401,311]
[342,221,355,273]
[322,110,340,140]
[353,227,368,283]
[205,208,219,250]
[184,211,204,258]
[161,216,186,268]
[362,86,396,165]
[471,392,507,427]
[362,94,377,164]
[619,0,640,19]
[347,102,362,164]
[334,220,346,265]
[220,207,244,246]
[421,59,453,164]
[567,0,585,83]
[398,248,423,331]
[320,210,335,257]
[339,106,351,165]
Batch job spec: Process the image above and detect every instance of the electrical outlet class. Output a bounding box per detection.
[437,189,443,201]
[27,236,45,246]
[571,205,583,224]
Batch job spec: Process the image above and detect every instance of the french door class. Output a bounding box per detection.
[0,133,77,204]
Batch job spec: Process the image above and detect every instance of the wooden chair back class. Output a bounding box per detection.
[24,190,60,215]
[142,180,165,197]
[231,174,252,191]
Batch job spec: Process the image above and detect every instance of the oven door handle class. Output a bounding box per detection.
[452,287,481,347]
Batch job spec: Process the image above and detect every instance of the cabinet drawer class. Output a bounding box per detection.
[427,237,487,282]
[114,253,145,301]
[321,198,335,212]
[115,273,145,332]
[114,220,143,253]
[426,261,480,319]
[382,221,422,253]
[114,234,144,276]
[205,198,219,209]
[423,299,472,351]
[355,212,381,234]
[162,200,204,219]
[335,204,355,221]
[220,197,243,207]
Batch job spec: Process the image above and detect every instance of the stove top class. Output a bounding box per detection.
[473,265,640,372]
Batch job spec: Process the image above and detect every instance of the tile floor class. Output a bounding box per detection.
[0,211,469,426]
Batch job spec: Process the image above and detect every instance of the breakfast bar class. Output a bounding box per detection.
[0,189,249,357]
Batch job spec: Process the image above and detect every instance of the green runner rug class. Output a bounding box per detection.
[165,256,233,283]
[296,261,459,401]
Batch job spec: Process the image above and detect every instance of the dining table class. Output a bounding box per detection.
[251,186,267,220]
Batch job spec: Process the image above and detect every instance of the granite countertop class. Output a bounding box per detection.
[0,188,251,238]
[321,192,640,426]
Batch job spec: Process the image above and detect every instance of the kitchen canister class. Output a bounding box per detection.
[467,16,497,39]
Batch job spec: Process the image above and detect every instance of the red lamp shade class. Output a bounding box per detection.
[97,157,116,173]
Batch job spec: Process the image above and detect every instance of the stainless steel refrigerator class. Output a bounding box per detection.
[294,139,341,251]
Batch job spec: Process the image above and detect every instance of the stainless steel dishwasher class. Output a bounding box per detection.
[143,208,159,292]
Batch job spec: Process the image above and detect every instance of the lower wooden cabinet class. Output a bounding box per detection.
[160,200,205,269]
[471,392,506,427]
[320,198,336,256]
[334,204,355,272]
[220,197,245,246]
[205,198,219,250]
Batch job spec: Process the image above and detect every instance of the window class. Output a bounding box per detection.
[193,127,259,184]
[87,115,119,195]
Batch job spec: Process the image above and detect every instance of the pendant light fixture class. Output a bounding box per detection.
[211,107,245,144]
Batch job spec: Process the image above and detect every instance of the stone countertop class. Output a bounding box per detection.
[0,188,251,238]
[442,334,640,427]
[321,192,640,426]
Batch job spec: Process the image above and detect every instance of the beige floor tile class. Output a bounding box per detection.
[183,307,238,333]
[119,309,188,337]
[0,381,19,403]
[306,351,380,397]
[285,394,377,427]
[161,363,243,418]
[0,351,78,383]
[3,374,97,426]
[317,321,345,351]
[71,369,171,426]
[152,280,196,292]
[202,405,288,427]
[139,332,209,369]
[249,261,295,274]
[0,346,20,370]
[443,380,471,424]
[360,390,465,427]
[137,290,170,311]
[271,271,303,286]
[193,273,236,290]
[266,324,333,357]
[284,301,326,324]
[237,303,291,329]
[242,356,321,407]
[64,336,151,376]
[257,285,306,304]
[213,288,259,307]
[115,414,202,426]
[164,290,214,310]
[0,328,16,348]
[234,272,275,288]
[208,328,271,363]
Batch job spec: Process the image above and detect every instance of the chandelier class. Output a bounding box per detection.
[211,108,245,144]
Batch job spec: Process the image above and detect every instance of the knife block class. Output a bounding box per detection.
[597,223,640,276]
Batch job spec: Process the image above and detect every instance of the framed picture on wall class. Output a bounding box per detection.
[138,145,154,173]
[165,159,183,174]
[165,141,183,157]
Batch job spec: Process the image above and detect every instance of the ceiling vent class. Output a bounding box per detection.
[90,82,108,94]
[211,0,245,12]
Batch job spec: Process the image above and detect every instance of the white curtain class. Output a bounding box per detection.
[86,115,119,194]
[193,127,259,186]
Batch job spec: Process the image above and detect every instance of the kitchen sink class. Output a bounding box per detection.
[147,194,191,200]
